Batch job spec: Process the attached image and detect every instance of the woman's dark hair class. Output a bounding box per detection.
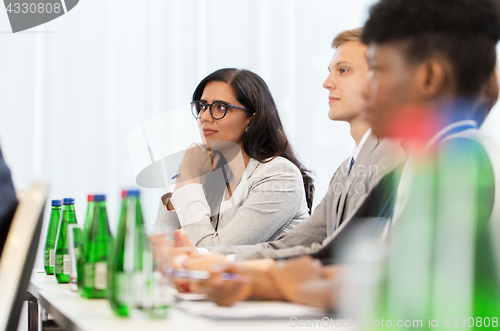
[193,68,314,212]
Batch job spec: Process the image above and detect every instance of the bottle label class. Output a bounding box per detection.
[55,254,63,274]
[133,272,145,306]
[114,272,131,305]
[50,250,55,267]
[63,254,70,275]
[44,250,49,267]
[112,271,169,312]
[94,262,107,290]
[84,263,94,288]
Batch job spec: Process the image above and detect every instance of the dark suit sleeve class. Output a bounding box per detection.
[0,147,18,256]
[229,168,402,262]
[308,168,401,265]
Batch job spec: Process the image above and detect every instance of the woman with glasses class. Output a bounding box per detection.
[155,68,314,247]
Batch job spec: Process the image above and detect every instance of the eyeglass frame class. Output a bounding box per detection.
[190,100,255,120]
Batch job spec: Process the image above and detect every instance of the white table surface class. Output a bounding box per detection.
[28,270,331,331]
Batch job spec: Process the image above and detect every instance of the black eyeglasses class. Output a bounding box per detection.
[191,100,254,120]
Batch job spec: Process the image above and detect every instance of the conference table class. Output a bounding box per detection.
[28,270,339,331]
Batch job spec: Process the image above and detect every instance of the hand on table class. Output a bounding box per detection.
[152,229,230,293]
[170,254,229,294]
[268,256,325,304]
[183,253,228,271]
[149,233,198,293]
[149,232,199,271]
[187,262,252,307]
[173,228,197,248]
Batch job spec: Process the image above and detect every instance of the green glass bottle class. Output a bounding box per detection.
[109,190,169,317]
[109,190,128,315]
[55,198,78,283]
[44,200,62,275]
[78,194,94,297]
[82,194,113,298]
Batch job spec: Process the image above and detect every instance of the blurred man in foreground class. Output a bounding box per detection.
[359,0,500,319]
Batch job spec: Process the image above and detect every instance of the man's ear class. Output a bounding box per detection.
[415,57,454,99]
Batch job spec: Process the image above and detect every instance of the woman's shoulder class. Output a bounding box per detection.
[251,156,302,178]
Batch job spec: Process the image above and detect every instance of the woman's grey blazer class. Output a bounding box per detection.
[154,157,310,247]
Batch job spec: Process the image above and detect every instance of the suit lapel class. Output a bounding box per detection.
[334,133,380,229]
[332,158,350,230]
[245,158,261,180]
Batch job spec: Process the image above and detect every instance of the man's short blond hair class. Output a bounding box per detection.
[331,28,363,48]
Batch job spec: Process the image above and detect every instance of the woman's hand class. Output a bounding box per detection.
[149,232,206,293]
[149,233,199,273]
[173,228,197,248]
[183,254,228,272]
[176,143,220,188]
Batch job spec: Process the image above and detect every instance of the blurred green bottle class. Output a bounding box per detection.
[82,194,113,298]
[109,190,128,315]
[109,190,169,317]
[44,200,62,275]
[78,195,95,296]
[55,198,78,283]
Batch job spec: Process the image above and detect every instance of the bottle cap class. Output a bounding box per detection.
[63,198,75,205]
[51,200,62,206]
[121,190,127,199]
[87,194,94,202]
[94,194,106,202]
[127,190,141,197]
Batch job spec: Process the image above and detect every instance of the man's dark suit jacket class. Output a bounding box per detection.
[310,167,401,265]
[0,147,18,257]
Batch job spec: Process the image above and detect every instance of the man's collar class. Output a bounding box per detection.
[426,120,478,148]
[350,128,372,162]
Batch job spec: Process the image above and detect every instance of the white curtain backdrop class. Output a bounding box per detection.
[0,0,499,270]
